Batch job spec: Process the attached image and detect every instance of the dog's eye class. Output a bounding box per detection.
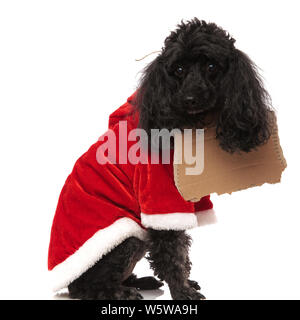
[207,63,217,73]
[174,65,184,77]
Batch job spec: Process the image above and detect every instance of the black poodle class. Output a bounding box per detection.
[67,18,272,300]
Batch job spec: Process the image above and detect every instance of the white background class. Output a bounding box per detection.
[0,0,299,300]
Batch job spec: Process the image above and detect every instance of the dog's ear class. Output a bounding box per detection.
[136,56,175,133]
[217,49,273,153]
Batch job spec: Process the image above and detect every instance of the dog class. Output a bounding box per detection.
[48,18,272,300]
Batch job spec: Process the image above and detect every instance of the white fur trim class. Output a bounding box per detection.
[141,209,216,230]
[50,217,147,292]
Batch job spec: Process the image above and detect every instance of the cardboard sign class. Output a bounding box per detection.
[173,114,287,202]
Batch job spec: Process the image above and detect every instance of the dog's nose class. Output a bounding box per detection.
[184,96,197,108]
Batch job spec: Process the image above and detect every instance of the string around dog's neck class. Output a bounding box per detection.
[135,50,161,61]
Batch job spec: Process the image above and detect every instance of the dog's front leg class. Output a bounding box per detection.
[146,228,205,300]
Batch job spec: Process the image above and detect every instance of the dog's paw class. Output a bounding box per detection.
[123,274,164,290]
[170,285,205,300]
[188,279,201,291]
[69,284,144,300]
[111,287,144,300]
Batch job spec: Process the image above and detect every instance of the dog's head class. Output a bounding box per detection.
[136,18,272,153]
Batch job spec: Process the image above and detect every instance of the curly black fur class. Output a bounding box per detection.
[67,18,272,300]
[136,18,272,153]
[68,232,203,300]
[146,229,205,300]
[68,237,150,300]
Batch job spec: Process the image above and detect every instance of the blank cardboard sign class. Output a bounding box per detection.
[173,115,287,202]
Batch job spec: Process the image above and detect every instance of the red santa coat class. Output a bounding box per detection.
[48,92,215,291]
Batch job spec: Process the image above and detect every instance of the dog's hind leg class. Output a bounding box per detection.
[68,237,147,300]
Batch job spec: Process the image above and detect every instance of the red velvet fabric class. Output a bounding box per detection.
[48,93,213,271]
